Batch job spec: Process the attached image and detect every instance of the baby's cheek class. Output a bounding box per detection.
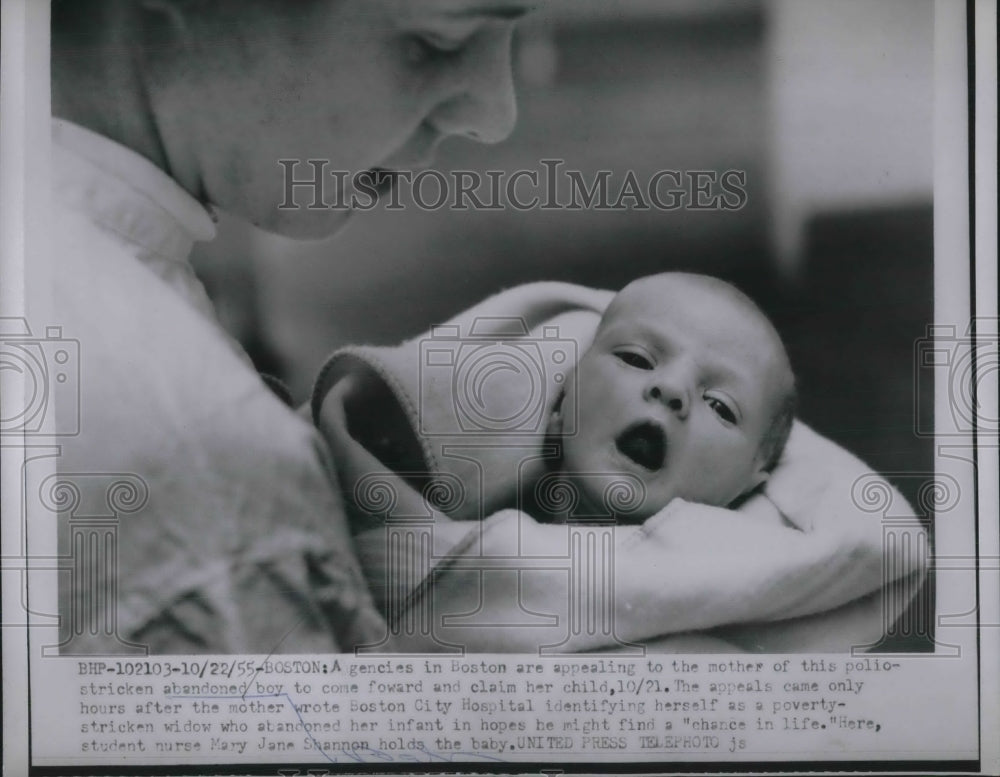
[680,442,756,505]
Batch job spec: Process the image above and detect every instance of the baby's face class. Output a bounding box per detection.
[549,275,792,521]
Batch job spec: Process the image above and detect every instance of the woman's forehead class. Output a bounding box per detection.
[230,0,535,30]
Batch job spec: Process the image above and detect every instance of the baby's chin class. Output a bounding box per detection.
[561,477,668,525]
[543,446,667,524]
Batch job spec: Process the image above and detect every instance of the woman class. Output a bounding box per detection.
[49,0,532,654]
[48,0,922,655]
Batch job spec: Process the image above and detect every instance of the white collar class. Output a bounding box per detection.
[51,118,216,264]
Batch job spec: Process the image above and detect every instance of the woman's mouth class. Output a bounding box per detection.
[615,421,667,472]
[364,155,436,200]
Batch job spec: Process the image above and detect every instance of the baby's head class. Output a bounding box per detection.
[547,272,795,521]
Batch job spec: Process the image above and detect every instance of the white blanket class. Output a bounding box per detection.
[313,282,927,653]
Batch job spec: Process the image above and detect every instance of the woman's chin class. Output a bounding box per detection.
[253,206,356,242]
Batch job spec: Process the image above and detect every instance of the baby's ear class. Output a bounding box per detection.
[728,467,771,510]
[746,465,770,494]
[548,405,563,435]
[547,389,566,434]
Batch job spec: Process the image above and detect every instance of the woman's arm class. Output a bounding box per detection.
[707,589,885,653]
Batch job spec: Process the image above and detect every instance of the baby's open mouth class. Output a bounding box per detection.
[615,421,667,472]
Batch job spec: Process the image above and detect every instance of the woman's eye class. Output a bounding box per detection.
[615,351,653,370]
[707,397,737,424]
[407,34,466,64]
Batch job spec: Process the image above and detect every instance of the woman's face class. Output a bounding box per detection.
[157,0,532,238]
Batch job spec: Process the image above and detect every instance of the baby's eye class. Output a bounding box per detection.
[706,396,737,424]
[615,351,653,370]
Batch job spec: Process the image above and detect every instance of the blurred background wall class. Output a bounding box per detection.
[766,0,933,270]
[192,0,937,648]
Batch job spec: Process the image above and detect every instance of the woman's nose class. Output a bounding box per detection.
[430,32,518,145]
[645,373,690,419]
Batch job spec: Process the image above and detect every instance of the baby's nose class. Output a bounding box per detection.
[645,381,689,419]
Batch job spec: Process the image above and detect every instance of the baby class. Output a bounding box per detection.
[314,273,914,655]
[317,272,795,526]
